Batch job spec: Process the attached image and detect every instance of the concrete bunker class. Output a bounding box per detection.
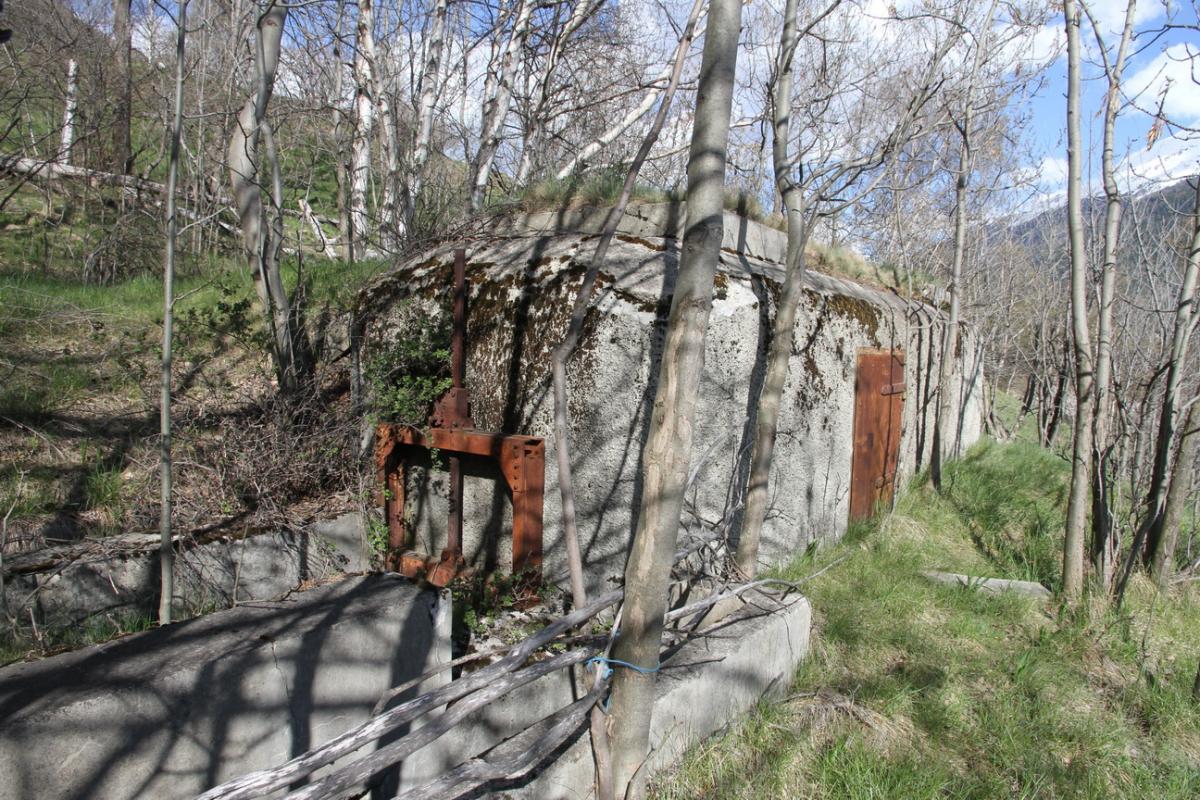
[360,202,984,592]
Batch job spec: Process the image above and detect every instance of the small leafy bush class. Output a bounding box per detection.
[367,304,453,425]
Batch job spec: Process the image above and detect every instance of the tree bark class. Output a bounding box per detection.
[734,0,808,577]
[605,0,743,794]
[159,0,187,626]
[1151,402,1198,589]
[113,0,133,174]
[332,5,352,261]
[1087,0,1136,594]
[1061,0,1093,601]
[1142,177,1200,568]
[350,0,376,251]
[404,0,448,233]
[226,3,305,396]
[59,59,78,165]
[467,0,533,213]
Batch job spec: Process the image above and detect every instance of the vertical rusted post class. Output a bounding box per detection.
[446,249,466,558]
[428,249,468,587]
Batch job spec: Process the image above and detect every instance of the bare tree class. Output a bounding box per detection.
[159,0,188,626]
[931,0,1001,490]
[113,0,133,173]
[1141,177,1200,577]
[735,0,962,576]
[1061,0,1092,600]
[467,0,533,212]
[604,0,743,794]
[350,0,376,251]
[1080,0,1137,593]
[59,59,78,164]
[226,2,307,396]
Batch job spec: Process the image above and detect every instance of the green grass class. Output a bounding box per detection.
[0,610,157,666]
[653,439,1200,799]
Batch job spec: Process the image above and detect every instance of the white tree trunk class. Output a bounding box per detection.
[1088,0,1136,592]
[226,4,302,394]
[604,0,743,795]
[404,0,448,231]
[467,0,534,213]
[1062,0,1093,601]
[932,0,998,490]
[350,0,376,251]
[159,0,187,626]
[59,59,78,165]
[553,56,687,181]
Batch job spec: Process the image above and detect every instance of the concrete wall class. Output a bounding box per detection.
[362,203,984,593]
[0,573,809,799]
[2,513,370,631]
[395,591,812,798]
[0,575,449,800]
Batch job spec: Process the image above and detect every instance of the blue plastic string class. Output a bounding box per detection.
[586,657,661,711]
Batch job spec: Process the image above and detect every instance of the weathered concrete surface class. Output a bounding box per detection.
[394,590,811,798]
[922,570,1052,600]
[362,202,984,593]
[1,512,370,631]
[0,574,449,800]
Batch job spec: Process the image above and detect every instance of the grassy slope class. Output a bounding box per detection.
[0,179,389,532]
[653,440,1200,799]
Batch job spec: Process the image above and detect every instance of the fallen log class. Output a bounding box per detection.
[196,588,623,800]
[284,647,597,800]
[394,687,605,800]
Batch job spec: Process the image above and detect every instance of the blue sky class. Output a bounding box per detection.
[1020,0,1199,203]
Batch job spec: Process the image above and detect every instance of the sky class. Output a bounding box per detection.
[1018,0,1199,207]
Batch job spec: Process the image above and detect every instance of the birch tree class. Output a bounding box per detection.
[467,0,534,213]
[113,0,133,174]
[1061,0,1092,600]
[59,59,78,164]
[159,0,188,625]
[350,0,376,251]
[604,0,743,794]
[227,2,307,396]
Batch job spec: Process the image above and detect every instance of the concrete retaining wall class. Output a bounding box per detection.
[0,574,810,800]
[399,591,812,798]
[1,513,370,631]
[0,575,449,800]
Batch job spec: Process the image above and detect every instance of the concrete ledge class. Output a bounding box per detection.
[922,570,1052,600]
[0,575,448,800]
[396,591,812,798]
[2,513,370,630]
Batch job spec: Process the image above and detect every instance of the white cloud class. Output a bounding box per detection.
[1124,43,1200,125]
[1121,132,1200,190]
[1086,0,1165,37]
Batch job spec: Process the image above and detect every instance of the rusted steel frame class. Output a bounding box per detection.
[428,249,473,432]
[430,249,471,585]
[375,423,545,582]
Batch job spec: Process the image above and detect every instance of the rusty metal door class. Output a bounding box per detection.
[849,349,905,521]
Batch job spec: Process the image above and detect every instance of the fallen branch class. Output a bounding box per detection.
[286,648,597,800]
[196,588,623,800]
[394,686,606,800]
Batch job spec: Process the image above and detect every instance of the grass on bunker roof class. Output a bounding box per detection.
[651,439,1200,800]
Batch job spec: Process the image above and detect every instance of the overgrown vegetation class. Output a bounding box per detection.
[654,439,1200,799]
[365,302,453,426]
